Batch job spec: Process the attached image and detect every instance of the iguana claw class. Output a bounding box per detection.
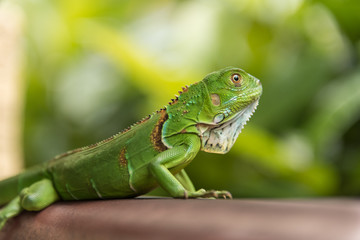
[202,190,232,199]
[185,189,232,199]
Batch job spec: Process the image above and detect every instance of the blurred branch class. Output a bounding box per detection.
[231,126,337,195]
[305,70,360,154]
[75,20,203,104]
[0,2,24,179]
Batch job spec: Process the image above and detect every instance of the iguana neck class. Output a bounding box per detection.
[162,81,208,140]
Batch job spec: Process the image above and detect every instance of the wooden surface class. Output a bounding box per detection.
[1,198,360,240]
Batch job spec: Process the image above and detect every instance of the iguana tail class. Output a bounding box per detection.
[0,175,18,206]
[0,164,49,206]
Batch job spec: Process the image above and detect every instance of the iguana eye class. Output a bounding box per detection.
[231,73,242,87]
[231,74,242,86]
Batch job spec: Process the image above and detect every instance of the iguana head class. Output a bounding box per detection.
[196,67,262,154]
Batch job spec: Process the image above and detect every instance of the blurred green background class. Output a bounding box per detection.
[7,0,360,197]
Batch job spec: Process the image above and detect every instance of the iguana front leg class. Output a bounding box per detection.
[175,169,195,192]
[149,134,231,199]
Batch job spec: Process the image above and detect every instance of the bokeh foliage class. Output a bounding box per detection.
[10,0,360,197]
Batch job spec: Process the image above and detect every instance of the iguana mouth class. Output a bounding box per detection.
[197,100,259,154]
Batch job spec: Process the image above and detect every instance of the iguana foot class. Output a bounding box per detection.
[185,188,232,199]
[201,190,232,199]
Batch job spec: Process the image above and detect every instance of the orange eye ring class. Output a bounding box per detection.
[231,73,242,86]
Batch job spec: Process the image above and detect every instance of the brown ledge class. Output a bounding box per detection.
[1,198,360,240]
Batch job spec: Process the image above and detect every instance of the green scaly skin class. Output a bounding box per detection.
[0,67,262,230]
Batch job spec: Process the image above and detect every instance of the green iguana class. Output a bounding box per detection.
[0,67,262,229]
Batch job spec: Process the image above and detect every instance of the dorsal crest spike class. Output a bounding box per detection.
[181,85,189,93]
